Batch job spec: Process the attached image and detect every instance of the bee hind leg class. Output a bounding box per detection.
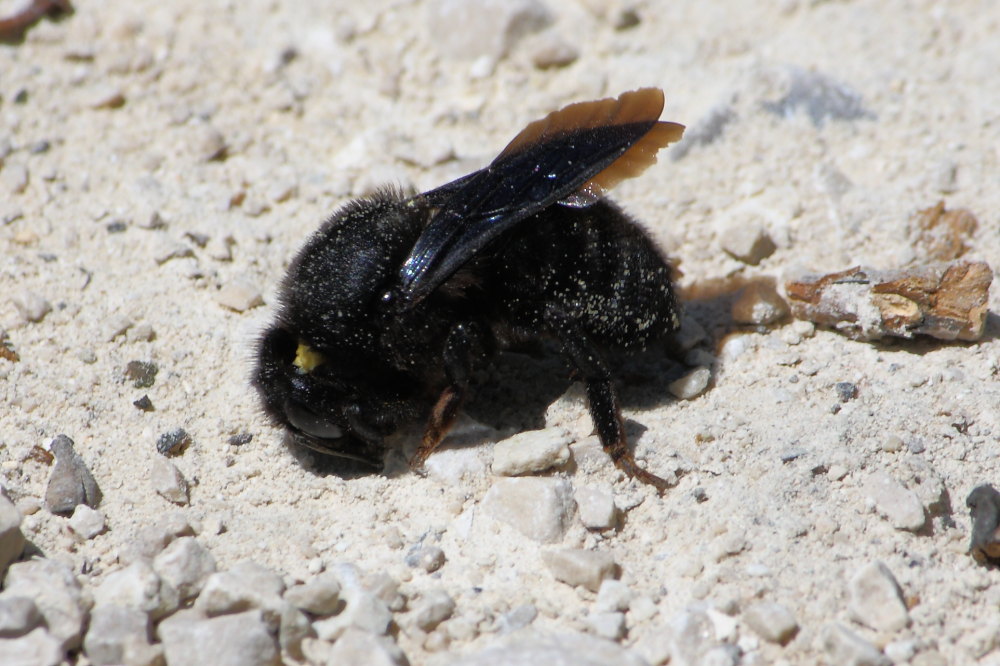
[544,305,675,494]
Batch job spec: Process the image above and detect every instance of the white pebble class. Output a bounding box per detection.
[11,290,51,323]
[481,477,575,542]
[83,605,157,666]
[216,279,264,312]
[152,537,217,601]
[325,627,408,666]
[93,561,178,619]
[284,573,341,616]
[720,220,776,265]
[849,561,910,632]
[669,367,711,400]
[195,562,286,626]
[411,589,456,632]
[491,427,571,476]
[2,559,86,651]
[821,622,890,666]
[150,457,189,505]
[159,609,278,666]
[585,611,626,640]
[67,505,106,540]
[743,602,798,644]
[575,484,617,531]
[861,471,926,531]
[542,548,617,592]
[0,596,42,638]
[0,492,26,575]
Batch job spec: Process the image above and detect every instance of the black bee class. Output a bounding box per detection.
[254,88,685,491]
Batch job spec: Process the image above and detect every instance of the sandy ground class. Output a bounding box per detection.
[1,0,999,663]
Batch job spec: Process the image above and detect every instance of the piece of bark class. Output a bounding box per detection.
[784,260,992,341]
[966,484,1000,565]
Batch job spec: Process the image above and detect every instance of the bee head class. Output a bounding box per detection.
[253,325,400,469]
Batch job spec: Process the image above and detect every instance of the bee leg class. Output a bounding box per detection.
[409,323,479,471]
[544,306,674,493]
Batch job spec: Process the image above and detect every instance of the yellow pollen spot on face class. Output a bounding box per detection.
[293,342,325,373]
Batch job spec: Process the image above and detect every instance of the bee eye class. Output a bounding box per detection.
[284,400,344,440]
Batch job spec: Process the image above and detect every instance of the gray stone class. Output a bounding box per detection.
[284,573,342,615]
[585,611,626,640]
[325,627,407,666]
[158,609,279,666]
[821,622,890,666]
[1,558,86,651]
[68,504,106,539]
[0,596,42,638]
[405,544,446,573]
[411,589,456,632]
[849,561,910,632]
[83,605,154,666]
[0,627,63,666]
[94,561,179,619]
[123,513,195,563]
[0,492,25,576]
[575,485,617,531]
[447,631,647,666]
[542,549,617,592]
[862,472,926,531]
[499,604,537,633]
[279,603,312,662]
[743,601,798,644]
[491,427,571,476]
[150,457,189,505]
[195,562,286,628]
[45,434,102,514]
[668,367,711,400]
[482,477,575,543]
[425,0,551,60]
[152,537,217,600]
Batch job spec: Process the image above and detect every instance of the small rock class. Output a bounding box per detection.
[743,602,798,644]
[67,505,106,539]
[411,589,456,632]
[152,537,217,601]
[195,562,286,627]
[405,545,446,573]
[312,567,392,640]
[326,627,407,666]
[279,604,312,662]
[83,605,154,666]
[732,282,788,325]
[881,435,904,452]
[491,427,571,476]
[158,609,279,666]
[156,428,191,456]
[576,484,617,531]
[884,639,918,663]
[125,361,158,388]
[1,559,86,651]
[153,239,194,264]
[11,290,51,322]
[595,580,632,613]
[45,435,102,514]
[0,627,63,666]
[481,477,575,543]
[284,573,342,615]
[821,622,890,666]
[668,367,711,400]
[849,561,910,632]
[90,86,126,109]
[720,222,776,265]
[499,604,537,633]
[542,548,617,592]
[585,611,626,640]
[673,316,707,351]
[216,280,264,312]
[94,561,179,621]
[0,596,42,638]
[133,395,154,412]
[967,484,1000,565]
[128,323,156,342]
[189,123,228,162]
[628,595,658,624]
[862,471,926,531]
[150,457,189,505]
[835,382,859,402]
[2,163,29,194]
[0,493,26,576]
[105,314,135,341]
[531,36,579,69]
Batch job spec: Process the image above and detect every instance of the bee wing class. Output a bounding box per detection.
[397,88,684,307]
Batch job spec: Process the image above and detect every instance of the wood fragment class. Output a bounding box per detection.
[784,260,992,341]
[912,201,978,262]
[0,0,72,43]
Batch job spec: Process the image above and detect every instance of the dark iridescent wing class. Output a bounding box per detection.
[396,88,685,308]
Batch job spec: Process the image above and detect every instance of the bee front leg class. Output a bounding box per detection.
[409,323,481,471]
[544,306,674,493]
